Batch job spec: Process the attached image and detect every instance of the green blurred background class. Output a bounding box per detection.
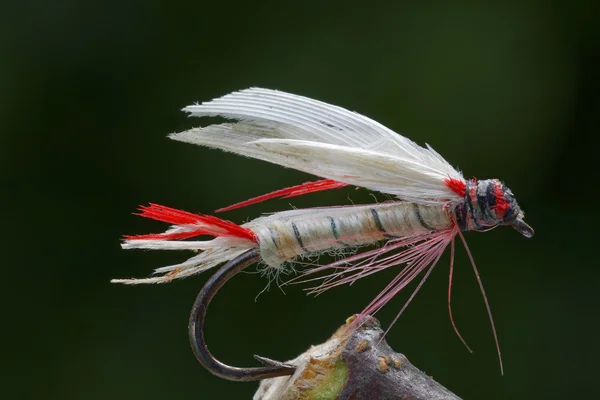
[4,1,599,399]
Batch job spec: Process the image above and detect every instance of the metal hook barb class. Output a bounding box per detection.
[188,248,296,381]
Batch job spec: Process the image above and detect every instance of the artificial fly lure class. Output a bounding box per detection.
[113,88,533,379]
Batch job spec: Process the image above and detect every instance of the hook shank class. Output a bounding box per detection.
[188,248,296,381]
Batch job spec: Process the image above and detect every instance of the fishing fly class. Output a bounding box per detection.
[113,88,533,378]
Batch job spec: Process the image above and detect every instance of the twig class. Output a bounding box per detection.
[254,315,461,400]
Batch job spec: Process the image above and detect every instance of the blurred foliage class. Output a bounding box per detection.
[2,1,599,399]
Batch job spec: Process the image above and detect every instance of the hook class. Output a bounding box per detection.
[188,248,296,381]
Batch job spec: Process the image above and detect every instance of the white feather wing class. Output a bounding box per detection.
[171,88,464,204]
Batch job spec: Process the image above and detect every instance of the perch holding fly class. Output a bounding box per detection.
[113,88,533,380]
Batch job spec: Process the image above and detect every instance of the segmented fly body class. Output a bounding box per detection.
[114,88,533,374]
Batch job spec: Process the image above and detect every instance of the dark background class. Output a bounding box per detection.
[4,1,599,399]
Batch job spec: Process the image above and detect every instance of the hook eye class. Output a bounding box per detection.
[511,219,534,238]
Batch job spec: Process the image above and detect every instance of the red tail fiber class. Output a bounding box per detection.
[125,203,256,242]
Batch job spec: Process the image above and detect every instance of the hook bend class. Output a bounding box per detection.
[188,248,296,381]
